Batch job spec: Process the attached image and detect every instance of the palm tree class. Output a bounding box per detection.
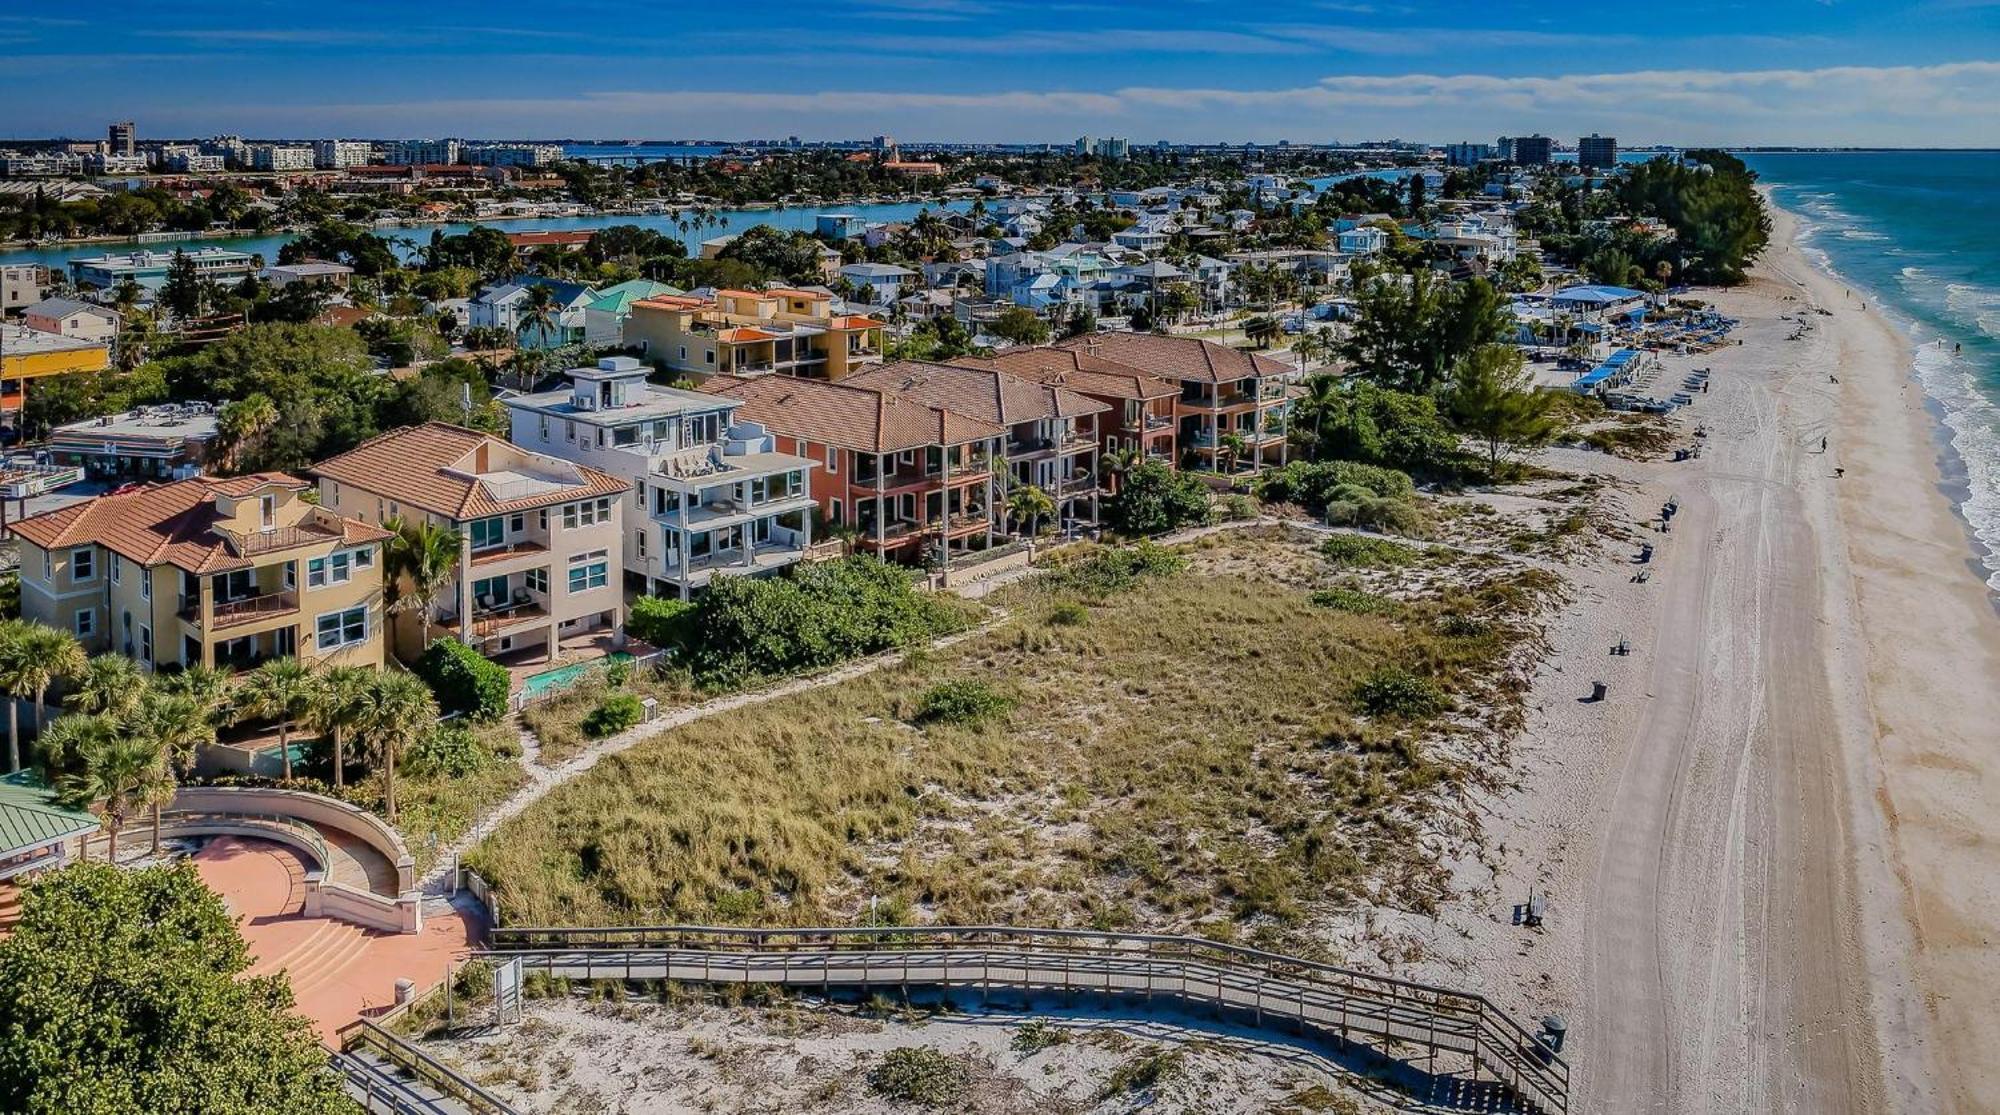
[384,516,465,650]
[0,622,85,772]
[1218,431,1248,474]
[350,671,438,824]
[216,393,278,472]
[516,283,559,350]
[1243,316,1282,349]
[1300,374,1342,461]
[129,691,215,857]
[56,721,167,863]
[237,658,313,782]
[65,654,146,720]
[155,663,236,724]
[304,666,373,790]
[1004,484,1056,538]
[1100,447,1140,496]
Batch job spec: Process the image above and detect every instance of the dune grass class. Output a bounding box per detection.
[468,530,1557,947]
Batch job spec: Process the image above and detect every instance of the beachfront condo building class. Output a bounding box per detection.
[961,346,1181,476]
[310,423,629,665]
[704,373,1007,565]
[841,360,1109,531]
[1578,134,1619,170]
[505,358,822,599]
[9,474,391,672]
[1054,333,1294,474]
[67,248,258,292]
[621,288,887,381]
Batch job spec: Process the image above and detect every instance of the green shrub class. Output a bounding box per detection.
[1434,612,1491,637]
[1105,460,1213,535]
[1255,460,1414,509]
[915,680,1013,727]
[670,557,966,685]
[401,722,493,779]
[1103,1049,1186,1096]
[1217,493,1259,521]
[627,595,696,649]
[1309,587,1399,615]
[1350,668,1447,719]
[869,1047,971,1105]
[1011,1019,1069,1054]
[1045,542,1187,599]
[1320,534,1421,568]
[412,638,510,721]
[1322,486,1430,535]
[1045,601,1090,626]
[582,693,644,738]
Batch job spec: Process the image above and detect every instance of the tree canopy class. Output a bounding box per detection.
[1339,271,1513,394]
[0,861,349,1115]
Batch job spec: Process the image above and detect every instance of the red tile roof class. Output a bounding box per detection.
[309,422,628,520]
[1053,332,1291,384]
[844,360,1109,427]
[8,474,388,575]
[703,375,1003,453]
[961,348,1178,402]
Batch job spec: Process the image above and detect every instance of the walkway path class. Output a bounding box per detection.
[418,613,1014,893]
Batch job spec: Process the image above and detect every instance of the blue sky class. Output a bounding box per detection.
[4,1,1998,145]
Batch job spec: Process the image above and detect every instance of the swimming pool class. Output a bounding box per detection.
[519,653,634,702]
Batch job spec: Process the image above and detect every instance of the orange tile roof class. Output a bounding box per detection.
[963,347,1178,402]
[716,289,771,301]
[1053,332,1291,384]
[703,375,1003,453]
[715,327,777,343]
[844,360,1109,427]
[767,288,832,301]
[632,295,709,311]
[830,315,884,331]
[310,422,629,520]
[8,474,388,575]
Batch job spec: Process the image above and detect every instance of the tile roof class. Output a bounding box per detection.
[8,473,388,575]
[309,422,629,520]
[703,375,1003,454]
[960,348,1177,402]
[844,360,1109,427]
[1053,332,1291,384]
[766,288,832,301]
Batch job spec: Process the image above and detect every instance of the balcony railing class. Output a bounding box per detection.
[217,521,344,556]
[471,600,548,637]
[209,590,300,630]
[470,540,549,566]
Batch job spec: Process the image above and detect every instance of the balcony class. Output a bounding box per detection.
[218,520,345,556]
[471,599,549,638]
[470,540,549,566]
[209,590,300,630]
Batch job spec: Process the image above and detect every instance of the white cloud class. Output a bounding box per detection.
[46,60,2000,147]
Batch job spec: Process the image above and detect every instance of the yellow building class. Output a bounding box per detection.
[1,322,110,420]
[622,289,886,381]
[9,473,391,672]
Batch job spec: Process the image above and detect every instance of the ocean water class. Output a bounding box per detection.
[1745,151,2000,590]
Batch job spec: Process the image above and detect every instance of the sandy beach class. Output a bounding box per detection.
[1403,196,2000,1113]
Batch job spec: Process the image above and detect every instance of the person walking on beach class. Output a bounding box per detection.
[1821,436,1828,452]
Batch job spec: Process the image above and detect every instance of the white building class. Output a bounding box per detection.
[387,139,462,166]
[82,154,148,175]
[503,357,821,599]
[314,140,372,169]
[249,145,315,172]
[463,144,564,167]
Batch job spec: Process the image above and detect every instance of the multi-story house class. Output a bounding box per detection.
[467,277,597,350]
[843,361,1109,530]
[963,346,1179,474]
[704,374,1006,565]
[9,474,390,672]
[1055,333,1293,474]
[309,423,629,664]
[621,288,886,381]
[505,358,822,600]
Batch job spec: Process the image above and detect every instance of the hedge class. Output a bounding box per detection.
[412,638,510,721]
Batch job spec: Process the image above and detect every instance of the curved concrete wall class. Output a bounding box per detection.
[171,786,416,894]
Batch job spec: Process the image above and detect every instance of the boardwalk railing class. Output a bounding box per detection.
[486,924,1568,1113]
[336,1019,520,1115]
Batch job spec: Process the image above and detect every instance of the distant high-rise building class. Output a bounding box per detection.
[249,144,315,172]
[1445,142,1494,167]
[1075,136,1095,156]
[387,138,461,166]
[1578,134,1618,169]
[107,121,135,157]
[1101,137,1129,159]
[314,139,372,169]
[872,135,894,153]
[462,143,563,167]
[1509,134,1554,165]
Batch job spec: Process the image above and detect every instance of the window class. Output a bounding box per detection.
[565,420,576,442]
[524,568,548,595]
[635,530,648,559]
[538,413,549,440]
[561,498,612,529]
[315,606,368,650]
[353,546,374,569]
[825,445,837,474]
[109,553,121,584]
[704,350,716,365]
[831,499,843,525]
[307,550,353,588]
[139,570,151,602]
[538,509,548,530]
[284,562,297,590]
[613,425,638,447]
[138,625,151,664]
[258,495,276,531]
[510,514,525,534]
[566,550,609,593]
[74,609,94,638]
[70,548,95,581]
[471,574,509,606]
[470,516,505,551]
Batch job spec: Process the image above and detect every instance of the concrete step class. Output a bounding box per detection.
[246,917,347,980]
[288,924,381,997]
